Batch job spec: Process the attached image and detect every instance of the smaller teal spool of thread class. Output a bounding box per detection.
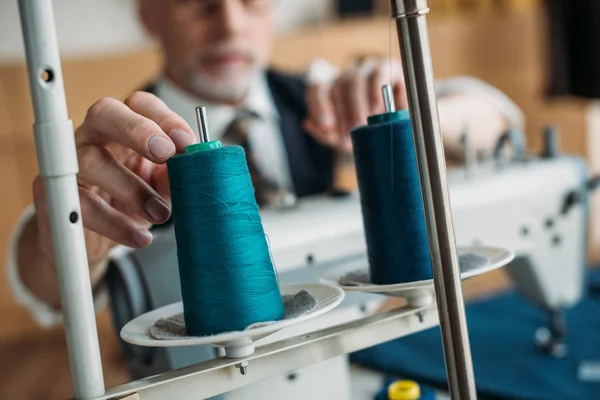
[350,109,433,285]
[166,141,284,336]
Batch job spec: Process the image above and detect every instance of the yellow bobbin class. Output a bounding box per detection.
[387,380,421,400]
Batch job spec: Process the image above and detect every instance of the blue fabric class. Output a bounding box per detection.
[351,269,600,400]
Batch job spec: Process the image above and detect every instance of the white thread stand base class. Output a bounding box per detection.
[319,245,514,298]
[120,283,345,359]
[221,338,255,358]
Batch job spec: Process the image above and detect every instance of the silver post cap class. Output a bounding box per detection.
[391,0,430,18]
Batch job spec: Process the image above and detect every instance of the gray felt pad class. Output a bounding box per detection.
[150,290,318,340]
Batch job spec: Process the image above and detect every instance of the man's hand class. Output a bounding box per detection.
[31,91,196,266]
[303,58,408,153]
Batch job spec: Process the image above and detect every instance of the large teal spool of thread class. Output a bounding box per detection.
[166,141,284,336]
[350,109,433,285]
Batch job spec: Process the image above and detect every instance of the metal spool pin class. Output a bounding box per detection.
[195,106,211,143]
[389,0,477,398]
[382,84,396,113]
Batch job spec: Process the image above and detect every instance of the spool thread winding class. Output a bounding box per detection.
[167,146,284,336]
[351,115,433,285]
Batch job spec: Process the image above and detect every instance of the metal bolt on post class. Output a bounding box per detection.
[235,361,249,375]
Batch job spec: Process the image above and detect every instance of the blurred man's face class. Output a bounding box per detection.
[141,0,273,104]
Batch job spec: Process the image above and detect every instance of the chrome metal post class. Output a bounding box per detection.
[17,0,105,398]
[382,84,396,112]
[390,0,477,398]
[195,106,210,143]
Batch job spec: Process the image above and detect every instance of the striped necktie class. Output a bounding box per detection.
[222,109,295,208]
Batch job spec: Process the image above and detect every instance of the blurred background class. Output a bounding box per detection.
[2,0,599,399]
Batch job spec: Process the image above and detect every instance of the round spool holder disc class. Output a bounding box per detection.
[120,283,345,358]
[319,245,515,307]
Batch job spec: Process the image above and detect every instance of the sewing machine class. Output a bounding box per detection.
[450,127,590,357]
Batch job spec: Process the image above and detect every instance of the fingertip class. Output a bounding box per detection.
[148,136,176,160]
[171,129,195,152]
[133,228,153,248]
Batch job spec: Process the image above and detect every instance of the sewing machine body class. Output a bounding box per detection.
[449,156,589,310]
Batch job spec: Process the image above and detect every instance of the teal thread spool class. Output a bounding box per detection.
[166,107,284,336]
[350,86,433,285]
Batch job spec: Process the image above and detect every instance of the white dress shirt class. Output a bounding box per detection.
[6,71,295,328]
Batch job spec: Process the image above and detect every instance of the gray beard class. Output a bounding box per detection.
[187,68,259,104]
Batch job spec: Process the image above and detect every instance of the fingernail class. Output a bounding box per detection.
[148,136,175,159]
[146,197,171,222]
[171,130,194,149]
[133,229,153,247]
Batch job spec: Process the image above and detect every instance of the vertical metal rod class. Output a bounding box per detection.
[195,106,210,143]
[17,0,105,398]
[390,1,477,398]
